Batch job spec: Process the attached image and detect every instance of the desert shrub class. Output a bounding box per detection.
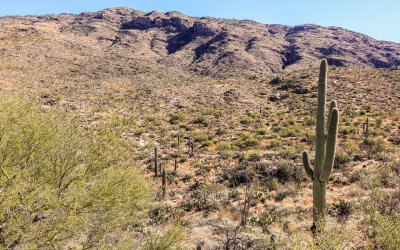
[220,164,255,187]
[303,115,314,126]
[279,146,297,160]
[179,123,194,131]
[378,193,400,216]
[265,178,280,191]
[270,139,282,148]
[245,150,262,162]
[275,160,294,182]
[217,141,234,152]
[181,184,219,211]
[332,200,353,219]
[343,105,357,118]
[339,126,357,136]
[363,104,373,113]
[389,134,400,145]
[342,140,360,156]
[301,130,315,144]
[256,128,269,136]
[246,111,260,119]
[234,132,259,149]
[365,189,400,249]
[202,139,214,148]
[141,224,187,249]
[274,188,297,202]
[193,115,211,126]
[280,124,301,137]
[363,138,388,160]
[0,94,153,248]
[216,126,228,135]
[240,115,254,125]
[384,123,394,133]
[193,130,210,142]
[282,222,362,249]
[335,148,350,167]
[370,128,385,137]
[254,211,283,233]
[373,215,400,249]
[336,140,362,166]
[134,127,147,136]
[169,111,187,124]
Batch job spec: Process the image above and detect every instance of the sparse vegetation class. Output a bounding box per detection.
[0,9,399,248]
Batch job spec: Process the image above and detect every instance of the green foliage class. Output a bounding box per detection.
[364,138,388,160]
[270,139,282,148]
[276,160,294,182]
[336,140,361,165]
[0,94,153,248]
[169,111,187,124]
[142,224,187,249]
[193,130,210,143]
[245,150,262,162]
[202,139,214,148]
[365,189,400,249]
[217,141,235,152]
[240,115,255,125]
[280,124,302,137]
[373,215,400,249]
[256,128,269,136]
[216,126,228,135]
[281,222,361,249]
[193,115,211,126]
[234,132,259,149]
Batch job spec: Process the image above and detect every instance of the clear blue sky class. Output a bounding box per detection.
[1,0,399,43]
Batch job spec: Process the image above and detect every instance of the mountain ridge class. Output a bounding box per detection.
[1,7,400,77]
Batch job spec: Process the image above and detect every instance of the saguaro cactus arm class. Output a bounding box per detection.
[320,108,339,182]
[302,151,314,180]
[326,100,337,135]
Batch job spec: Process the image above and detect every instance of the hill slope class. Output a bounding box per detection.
[0,7,400,78]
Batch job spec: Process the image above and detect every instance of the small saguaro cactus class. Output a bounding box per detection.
[302,59,339,232]
[154,146,158,177]
[365,117,369,137]
[174,158,177,172]
[177,134,181,146]
[162,169,167,198]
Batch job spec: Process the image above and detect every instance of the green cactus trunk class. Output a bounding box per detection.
[302,59,339,232]
[162,169,166,198]
[312,180,327,227]
[174,158,177,172]
[154,146,158,177]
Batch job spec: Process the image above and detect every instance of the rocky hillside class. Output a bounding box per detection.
[0,7,400,78]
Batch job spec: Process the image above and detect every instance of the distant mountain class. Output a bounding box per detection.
[1,7,399,77]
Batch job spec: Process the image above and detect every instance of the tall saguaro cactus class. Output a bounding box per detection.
[302,59,339,231]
